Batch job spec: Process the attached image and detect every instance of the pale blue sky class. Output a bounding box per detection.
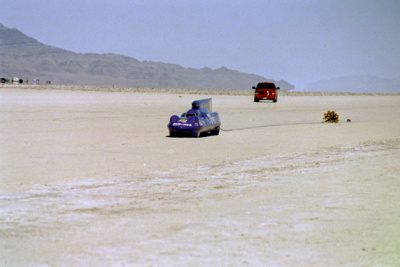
[2,0,399,89]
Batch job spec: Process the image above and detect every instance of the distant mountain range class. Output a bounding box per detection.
[304,75,400,93]
[0,23,294,91]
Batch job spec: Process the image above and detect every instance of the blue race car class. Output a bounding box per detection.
[168,98,221,137]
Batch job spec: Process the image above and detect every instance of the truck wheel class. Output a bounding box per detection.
[273,98,277,103]
[254,98,259,102]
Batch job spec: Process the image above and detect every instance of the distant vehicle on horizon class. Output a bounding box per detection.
[1,77,24,84]
[1,78,9,83]
[253,82,280,103]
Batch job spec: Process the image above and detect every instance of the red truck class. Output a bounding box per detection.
[252,82,280,103]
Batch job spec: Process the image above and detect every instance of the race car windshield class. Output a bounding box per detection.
[186,113,198,117]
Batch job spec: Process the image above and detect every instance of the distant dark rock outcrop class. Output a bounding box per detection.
[0,23,294,91]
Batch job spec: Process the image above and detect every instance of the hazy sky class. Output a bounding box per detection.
[2,0,399,89]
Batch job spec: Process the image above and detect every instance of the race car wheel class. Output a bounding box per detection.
[211,129,220,135]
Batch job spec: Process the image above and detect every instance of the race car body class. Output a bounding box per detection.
[168,98,221,137]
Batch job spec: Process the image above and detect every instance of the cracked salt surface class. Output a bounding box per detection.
[1,142,391,227]
[1,140,399,265]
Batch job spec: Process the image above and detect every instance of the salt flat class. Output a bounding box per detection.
[1,86,399,265]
